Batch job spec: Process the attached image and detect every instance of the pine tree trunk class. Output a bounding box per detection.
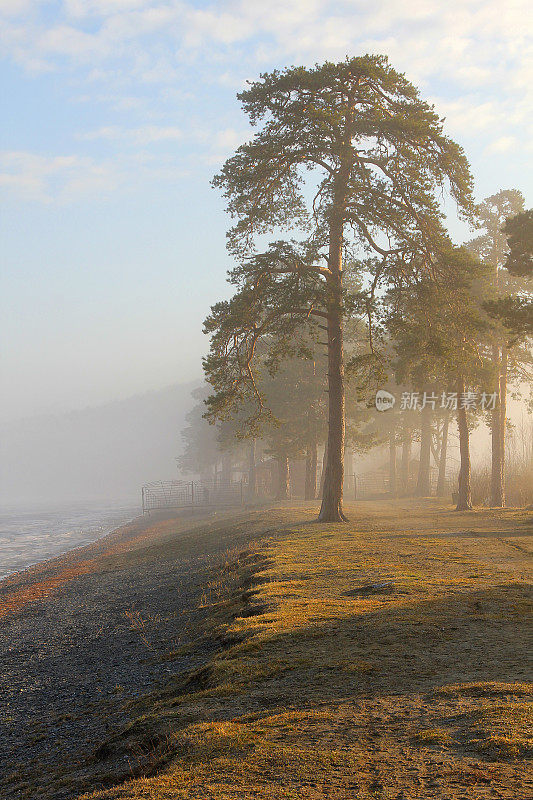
[436,412,450,497]
[456,376,473,511]
[344,447,354,495]
[319,190,347,522]
[248,439,256,500]
[305,440,318,501]
[389,432,397,497]
[319,307,346,521]
[416,404,432,496]
[499,347,507,507]
[318,444,327,496]
[400,426,411,494]
[276,454,290,501]
[491,346,504,506]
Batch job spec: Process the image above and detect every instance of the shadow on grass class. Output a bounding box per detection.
[242,582,532,704]
[88,581,531,790]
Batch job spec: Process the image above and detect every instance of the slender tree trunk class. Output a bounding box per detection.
[276,454,290,501]
[416,404,432,496]
[319,298,346,520]
[319,184,348,522]
[436,411,450,497]
[456,376,473,511]
[344,447,354,493]
[305,440,318,501]
[400,426,411,495]
[248,439,256,500]
[318,444,327,496]
[389,432,397,497]
[499,347,507,507]
[491,346,504,506]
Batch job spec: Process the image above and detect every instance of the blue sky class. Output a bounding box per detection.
[1,0,532,421]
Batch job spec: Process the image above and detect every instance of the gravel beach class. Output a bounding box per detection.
[0,507,266,799]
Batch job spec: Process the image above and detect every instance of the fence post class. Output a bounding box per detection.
[142,486,145,513]
[191,481,194,507]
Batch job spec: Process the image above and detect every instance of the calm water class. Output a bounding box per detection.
[0,503,140,580]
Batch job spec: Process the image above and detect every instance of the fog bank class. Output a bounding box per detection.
[0,382,198,508]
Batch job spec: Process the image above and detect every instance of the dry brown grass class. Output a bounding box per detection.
[78,499,532,800]
[465,702,533,759]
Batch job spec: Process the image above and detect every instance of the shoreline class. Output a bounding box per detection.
[0,505,270,800]
[0,512,222,620]
[0,512,147,618]
[0,503,141,585]
[0,516,138,584]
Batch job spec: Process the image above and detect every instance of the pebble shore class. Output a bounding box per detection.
[0,508,256,799]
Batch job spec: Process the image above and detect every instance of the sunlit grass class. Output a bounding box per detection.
[75,500,532,799]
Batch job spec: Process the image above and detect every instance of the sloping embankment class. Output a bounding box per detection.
[75,500,532,800]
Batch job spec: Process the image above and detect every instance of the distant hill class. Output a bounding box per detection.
[0,382,199,507]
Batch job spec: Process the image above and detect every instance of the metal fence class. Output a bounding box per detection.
[351,473,390,499]
[141,480,244,513]
[349,469,450,499]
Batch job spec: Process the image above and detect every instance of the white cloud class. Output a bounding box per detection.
[0,147,194,202]
[486,136,518,154]
[1,0,531,199]
[0,151,118,202]
[213,127,248,151]
[3,0,531,102]
[0,2,517,67]
[38,24,106,58]
[202,127,250,164]
[0,0,43,17]
[81,125,183,144]
[431,98,503,134]
[63,0,153,18]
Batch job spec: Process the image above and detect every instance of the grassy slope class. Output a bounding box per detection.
[80,500,532,800]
